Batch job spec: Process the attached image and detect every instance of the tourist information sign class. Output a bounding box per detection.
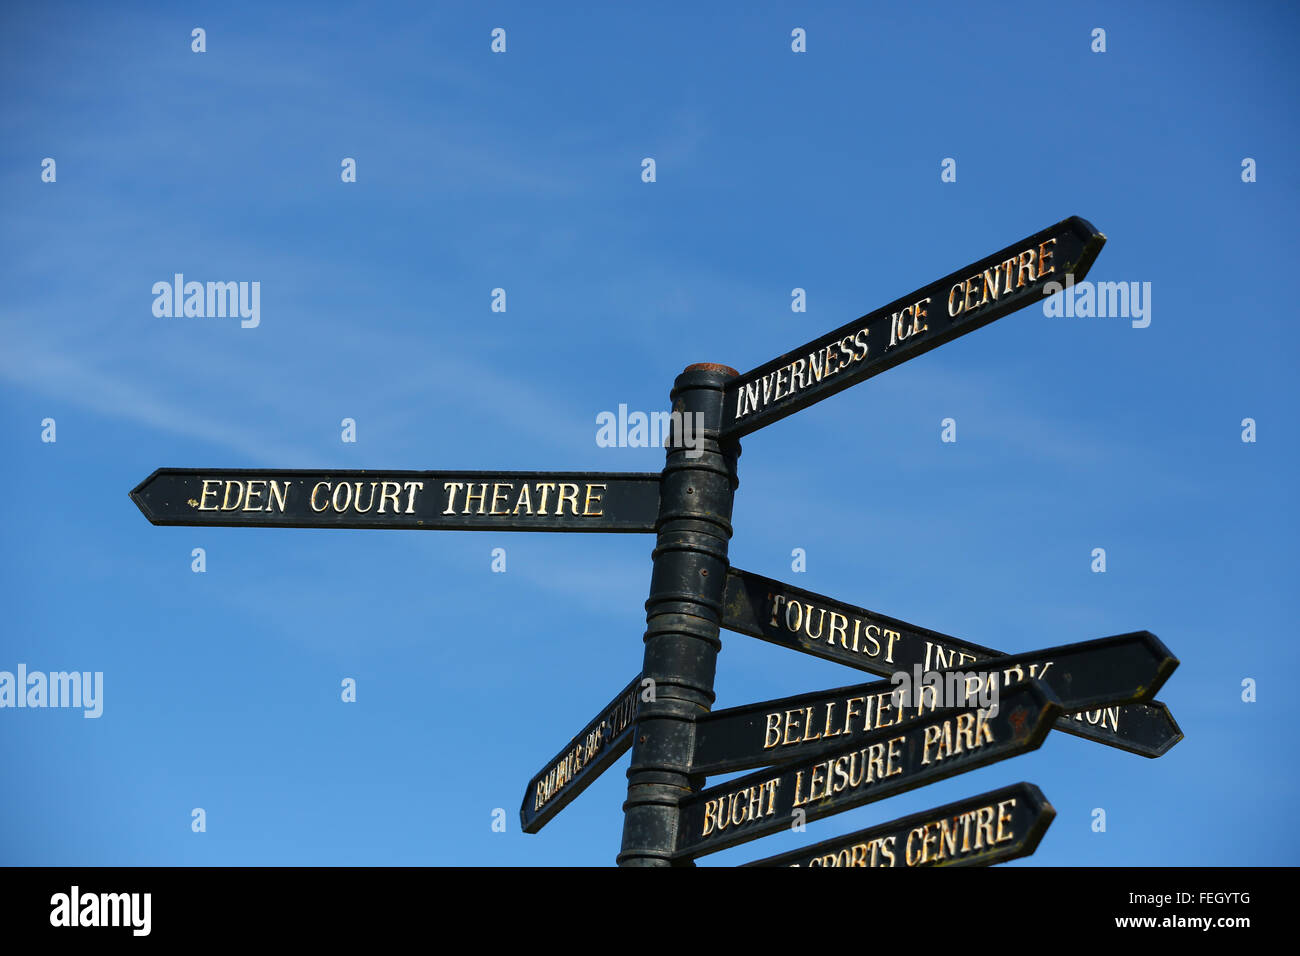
[521,674,643,834]
[721,567,1182,757]
[742,782,1054,868]
[674,680,1059,860]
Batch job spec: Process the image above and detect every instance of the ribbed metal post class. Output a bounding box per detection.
[618,363,740,866]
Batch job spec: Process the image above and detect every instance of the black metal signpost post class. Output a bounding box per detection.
[617,364,741,867]
[130,216,1183,867]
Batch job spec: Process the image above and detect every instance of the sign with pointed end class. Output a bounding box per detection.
[722,216,1106,438]
[742,782,1055,868]
[521,674,644,833]
[691,630,1175,776]
[722,567,1183,758]
[674,679,1060,860]
[130,469,662,532]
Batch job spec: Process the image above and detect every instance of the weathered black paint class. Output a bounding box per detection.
[674,680,1060,860]
[618,365,741,867]
[129,469,661,532]
[742,782,1055,868]
[691,630,1175,775]
[722,216,1105,438]
[520,674,643,834]
[722,566,1182,758]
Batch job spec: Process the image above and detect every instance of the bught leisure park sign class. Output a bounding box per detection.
[131,216,1181,866]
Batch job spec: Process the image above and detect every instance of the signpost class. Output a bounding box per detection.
[674,680,1060,860]
[130,215,1182,867]
[742,782,1055,868]
[520,674,644,834]
[722,567,1183,758]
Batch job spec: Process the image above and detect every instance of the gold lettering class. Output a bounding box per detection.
[948,282,964,317]
[556,483,581,516]
[464,483,488,515]
[402,481,423,513]
[310,481,330,512]
[1016,249,1037,288]
[489,483,512,515]
[938,815,960,861]
[241,480,266,511]
[267,479,289,513]
[1037,238,1056,278]
[885,735,903,777]
[828,612,848,648]
[921,724,942,765]
[221,480,245,511]
[782,710,802,746]
[441,482,463,515]
[976,805,996,849]
[982,267,1001,305]
[764,713,782,750]
[352,482,376,514]
[995,798,1016,843]
[199,479,222,511]
[905,826,924,866]
[583,483,605,516]
[378,481,402,514]
[911,297,930,335]
[801,707,820,743]
[883,629,900,664]
[866,742,885,782]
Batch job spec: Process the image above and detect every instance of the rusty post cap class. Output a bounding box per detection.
[683,363,739,376]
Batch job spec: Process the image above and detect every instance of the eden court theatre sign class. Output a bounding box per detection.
[131,216,1182,866]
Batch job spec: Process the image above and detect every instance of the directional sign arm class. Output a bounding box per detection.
[741,782,1055,868]
[675,680,1060,860]
[692,629,1176,775]
[521,674,643,833]
[1051,700,1183,758]
[722,567,1182,758]
[130,469,662,532]
[721,216,1105,438]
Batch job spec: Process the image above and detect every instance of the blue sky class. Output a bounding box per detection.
[2,0,1297,866]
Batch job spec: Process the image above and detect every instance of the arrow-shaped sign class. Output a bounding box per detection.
[691,630,1175,775]
[130,469,661,532]
[674,679,1059,860]
[721,216,1105,438]
[741,781,1055,868]
[521,674,643,834]
[722,567,1182,758]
